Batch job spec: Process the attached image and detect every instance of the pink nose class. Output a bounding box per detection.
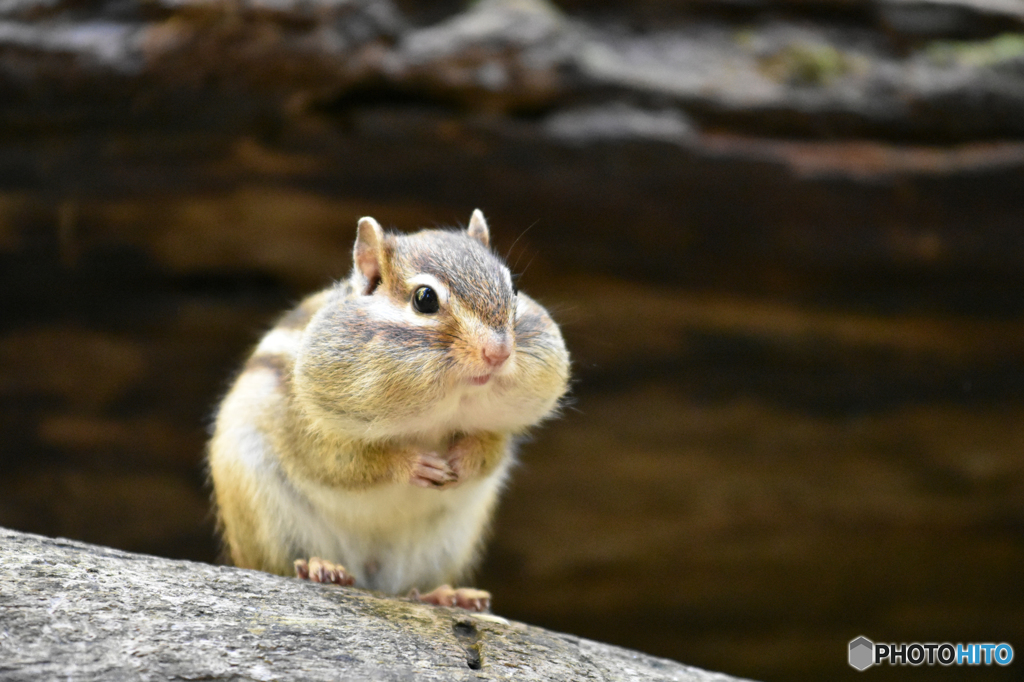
[482,340,511,368]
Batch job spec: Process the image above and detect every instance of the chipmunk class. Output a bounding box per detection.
[207,210,570,611]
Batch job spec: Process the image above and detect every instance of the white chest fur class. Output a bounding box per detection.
[270,456,511,594]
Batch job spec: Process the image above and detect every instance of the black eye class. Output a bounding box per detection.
[412,285,440,314]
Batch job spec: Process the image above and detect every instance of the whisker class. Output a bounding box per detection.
[506,219,540,265]
[517,252,539,281]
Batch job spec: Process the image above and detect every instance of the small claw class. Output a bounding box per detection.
[452,588,491,612]
[294,558,309,579]
[411,452,457,488]
[411,475,441,489]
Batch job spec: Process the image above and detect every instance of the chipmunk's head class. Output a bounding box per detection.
[294,210,569,440]
[352,209,518,386]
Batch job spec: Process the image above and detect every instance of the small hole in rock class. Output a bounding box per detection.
[465,644,482,670]
[453,621,476,638]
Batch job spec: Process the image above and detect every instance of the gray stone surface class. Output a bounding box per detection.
[0,527,751,682]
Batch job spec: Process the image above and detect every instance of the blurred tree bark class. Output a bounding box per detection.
[3,0,1024,288]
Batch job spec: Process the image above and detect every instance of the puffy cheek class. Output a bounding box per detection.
[524,339,570,379]
[385,346,455,402]
[499,353,567,415]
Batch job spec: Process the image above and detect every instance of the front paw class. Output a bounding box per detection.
[410,453,457,489]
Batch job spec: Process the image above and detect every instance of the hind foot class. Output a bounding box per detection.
[410,584,491,612]
[294,557,355,586]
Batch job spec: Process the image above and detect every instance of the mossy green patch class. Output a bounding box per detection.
[760,42,851,87]
[362,596,440,630]
[927,32,1024,68]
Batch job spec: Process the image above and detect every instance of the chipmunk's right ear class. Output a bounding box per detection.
[354,216,386,295]
[467,209,489,248]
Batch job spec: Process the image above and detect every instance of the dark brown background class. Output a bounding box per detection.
[1,0,1022,680]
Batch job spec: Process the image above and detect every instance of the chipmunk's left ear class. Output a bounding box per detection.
[467,209,489,248]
